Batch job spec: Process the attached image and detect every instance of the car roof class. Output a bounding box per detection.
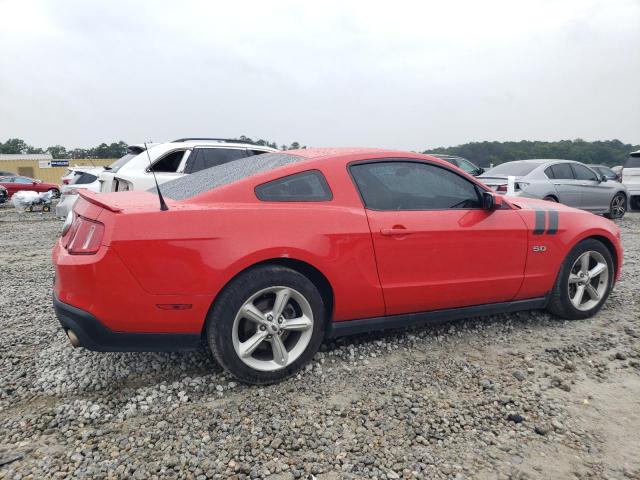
[163,139,278,150]
[159,148,458,201]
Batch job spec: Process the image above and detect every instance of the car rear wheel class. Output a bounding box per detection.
[206,265,326,384]
[604,193,626,219]
[547,239,614,320]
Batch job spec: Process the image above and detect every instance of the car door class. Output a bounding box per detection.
[546,163,581,207]
[350,160,528,316]
[570,163,611,212]
[12,177,35,195]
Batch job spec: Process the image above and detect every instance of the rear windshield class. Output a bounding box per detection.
[107,153,138,173]
[484,161,539,176]
[624,155,640,168]
[158,152,303,200]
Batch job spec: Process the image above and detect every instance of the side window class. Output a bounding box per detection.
[571,164,598,181]
[73,172,98,184]
[550,163,574,180]
[15,177,32,184]
[255,170,332,202]
[184,148,247,174]
[151,150,186,173]
[350,161,482,211]
[545,167,556,179]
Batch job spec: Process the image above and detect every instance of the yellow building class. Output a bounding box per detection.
[0,154,115,184]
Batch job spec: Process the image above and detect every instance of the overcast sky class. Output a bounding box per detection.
[0,0,638,150]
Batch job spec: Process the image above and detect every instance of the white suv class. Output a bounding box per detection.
[622,150,640,210]
[98,139,278,193]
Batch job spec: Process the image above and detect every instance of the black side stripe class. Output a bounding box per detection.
[533,210,546,235]
[532,207,559,235]
[546,210,558,235]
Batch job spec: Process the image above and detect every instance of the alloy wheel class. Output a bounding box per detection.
[610,194,626,219]
[568,251,609,311]
[232,286,314,371]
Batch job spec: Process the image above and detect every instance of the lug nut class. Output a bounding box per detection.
[260,325,266,331]
[278,317,283,324]
[267,315,273,321]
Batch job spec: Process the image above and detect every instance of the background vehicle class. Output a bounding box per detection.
[0,170,17,177]
[587,164,620,182]
[56,167,104,218]
[0,175,60,198]
[98,139,277,193]
[480,159,628,219]
[622,150,640,210]
[53,149,622,384]
[428,153,484,176]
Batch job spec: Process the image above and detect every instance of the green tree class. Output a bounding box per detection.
[47,145,68,158]
[0,138,29,154]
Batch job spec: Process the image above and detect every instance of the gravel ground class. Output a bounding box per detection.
[1,204,639,480]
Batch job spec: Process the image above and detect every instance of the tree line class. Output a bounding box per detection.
[424,139,639,167]
[0,136,305,159]
[1,137,637,165]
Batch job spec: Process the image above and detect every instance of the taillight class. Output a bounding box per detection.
[63,179,70,185]
[66,216,104,255]
[496,184,508,192]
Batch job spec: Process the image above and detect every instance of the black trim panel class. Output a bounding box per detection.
[546,210,558,234]
[53,295,201,352]
[533,210,546,235]
[327,297,548,338]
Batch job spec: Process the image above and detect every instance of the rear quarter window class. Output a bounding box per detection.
[255,170,332,202]
[624,156,640,168]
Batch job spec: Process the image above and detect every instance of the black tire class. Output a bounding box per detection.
[546,239,614,320]
[48,188,60,198]
[206,265,326,384]
[43,205,51,212]
[543,195,558,202]
[603,192,626,220]
[27,205,33,212]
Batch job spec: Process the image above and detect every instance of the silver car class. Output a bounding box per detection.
[479,159,628,219]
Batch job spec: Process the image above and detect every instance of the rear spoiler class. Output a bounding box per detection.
[78,190,122,213]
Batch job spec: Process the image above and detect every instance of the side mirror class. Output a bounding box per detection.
[483,191,502,210]
[477,167,485,175]
[600,175,607,182]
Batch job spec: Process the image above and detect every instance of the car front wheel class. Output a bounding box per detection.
[547,239,614,320]
[206,265,326,384]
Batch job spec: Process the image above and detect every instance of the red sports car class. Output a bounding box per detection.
[0,175,61,198]
[52,148,622,383]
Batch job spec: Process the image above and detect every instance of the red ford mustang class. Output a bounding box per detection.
[52,148,622,383]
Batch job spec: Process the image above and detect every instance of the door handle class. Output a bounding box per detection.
[380,227,415,236]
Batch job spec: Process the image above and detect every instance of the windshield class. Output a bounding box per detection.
[457,158,480,174]
[159,152,304,200]
[107,153,138,173]
[483,161,539,177]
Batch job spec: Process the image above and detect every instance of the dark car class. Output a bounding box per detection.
[428,153,484,176]
[0,170,18,177]
[587,164,620,182]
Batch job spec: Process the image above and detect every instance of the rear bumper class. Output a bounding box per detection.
[53,294,201,352]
